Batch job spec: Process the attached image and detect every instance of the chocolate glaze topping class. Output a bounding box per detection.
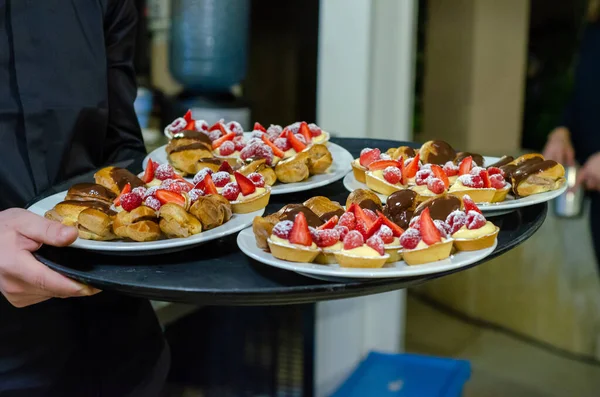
[396,146,416,159]
[320,209,345,222]
[358,199,383,213]
[67,183,116,201]
[279,204,324,227]
[169,142,211,154]
[500,157,543,181]
[197,157,222,165]
[413,195,461,221]
[455,152,484,167]
[173,130,213,145]
[60,200,116,215]
[423,140,456,165]
[487,155,514,169]
[383,190,418,230]
[109,168,144,190]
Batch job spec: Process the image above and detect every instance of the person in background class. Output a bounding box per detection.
[0,1,168,396]
[543,0,600,264]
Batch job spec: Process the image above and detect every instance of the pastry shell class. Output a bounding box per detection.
[267,238,320,263]
[365,171,405,196]
[333,251,389,268]
[231,188,271,214]
[402,239,453,266]
[453,227,499,252]
[351,161,367,183]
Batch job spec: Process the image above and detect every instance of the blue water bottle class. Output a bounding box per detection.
[169,0,251,93]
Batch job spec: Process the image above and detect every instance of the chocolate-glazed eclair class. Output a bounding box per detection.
[511,160,565,197]
[499,154,544,182]
[454,152,484,167]
[65,183,117,205]
[487,155,514,169]
[382,190,418,230]
[303,197,344,222]
[94,166,144,195]
[419,140,457,165]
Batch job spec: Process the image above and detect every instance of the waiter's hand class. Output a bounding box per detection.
[0,209,100,307]
[543,127,575,166]
[577,152,600,192]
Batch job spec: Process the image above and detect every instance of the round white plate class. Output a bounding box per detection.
[237,227,497,280]
[144,141,353,195]
[28,191,264,254]
[343,155,567,216]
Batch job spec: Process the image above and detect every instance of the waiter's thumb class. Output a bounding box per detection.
[14,210,78,248]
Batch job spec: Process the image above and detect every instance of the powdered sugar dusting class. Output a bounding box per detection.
[272,220,294,239]
[193,168,213,185]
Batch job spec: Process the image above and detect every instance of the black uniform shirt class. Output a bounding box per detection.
[0,1,165,395]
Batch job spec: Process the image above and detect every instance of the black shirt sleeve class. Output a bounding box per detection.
[103,0,146,164]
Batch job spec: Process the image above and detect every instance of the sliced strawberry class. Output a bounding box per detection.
[183,109,193,122]
[141,159,156,183]
[218,123,230,136]
[352,204,374,227]
[156,190,186,207]
[183,119,196,131]
[212,131,236,150]
[419,208,441,245]
[279,127,290,139]
[458,156,473,176]
[404,153,421,179]
[364,217,384,239]
[261,134,285,158]
[233,171,257,196]
[359,148,381,167]
[208,121,222,132]
[218,161,234,174]
[479,169,491,188]
[355,219,369,239]
[199,173,219,195]
[430,164,450,189]
[114,183,131,206]
[318,215,339,230]
[253,122,267,133]
[287,129,307,152]
[289,212,313,246]
[298,122,313,144]
[367,159,403,171]
[462,194,482,214]
[376,211,404,237]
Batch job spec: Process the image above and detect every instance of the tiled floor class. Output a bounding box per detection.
[405,293,600,397]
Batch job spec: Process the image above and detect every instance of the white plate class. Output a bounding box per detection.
[144,141,353,195]
[237,227,497,280]
[343,155,567,215]
[28,191,264,255]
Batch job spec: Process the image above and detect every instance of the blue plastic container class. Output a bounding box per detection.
[170,0,250,92]
[331,352,471,397]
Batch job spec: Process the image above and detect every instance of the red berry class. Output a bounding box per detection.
[167,117,187,133]
[207,130,222,141]
[427,178,445,194]
[363,209,378,223]
[309,227,320,245]
[233,136,246,151]
[239,145,256,160]
[338,212,356,230]
[294,134,307,145]
[274,137,291,152]
[267,124,283,135]
[211,171,231,188]
[366,235,385,255]
[227,121,244,134]
[286,122,301,133]
[272,220,294,239]
[377,225,395,244]
[316,229,340,248]
[400,228,421,249]
[459,174,484,189]
[155,164,176,181]
[188,188,205,203]
[193,168,214,186]
[466,211,486,230]
[221,182,241,201]
[343,230,364,250]
[144,196,161,211]
[409,215,421,231]
[120,192,142,212]
[195,120,209,132]
[383,166,402,184]
[434,220,450,238]
[355,219,369,239]
[443,161,459,177]
[308,123,322,137]
[490,174,506,189]
[247,172,265,187]
[131,187,147,198]
[359,148,381,167]
[143,186,159,200]
[462,194,482,214]
[415,169,433,186]
[334,225,349,241]
[176,180,193,193]
[487,167,505,177]
[161,179,182,194]
[219,141,235,156]
[446,210,468,234]
[254,144,274,166]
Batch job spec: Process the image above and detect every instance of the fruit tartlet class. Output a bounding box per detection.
[352,148,387,183]
[445,195,499,251]
[365,159,407,196]
[193,165,271,214]
[399,208,453,266]
[268,212,320,263]
[333,230,389,269]
[449,156,510,203]
[410,164,450,203]
[311,216,344,264]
